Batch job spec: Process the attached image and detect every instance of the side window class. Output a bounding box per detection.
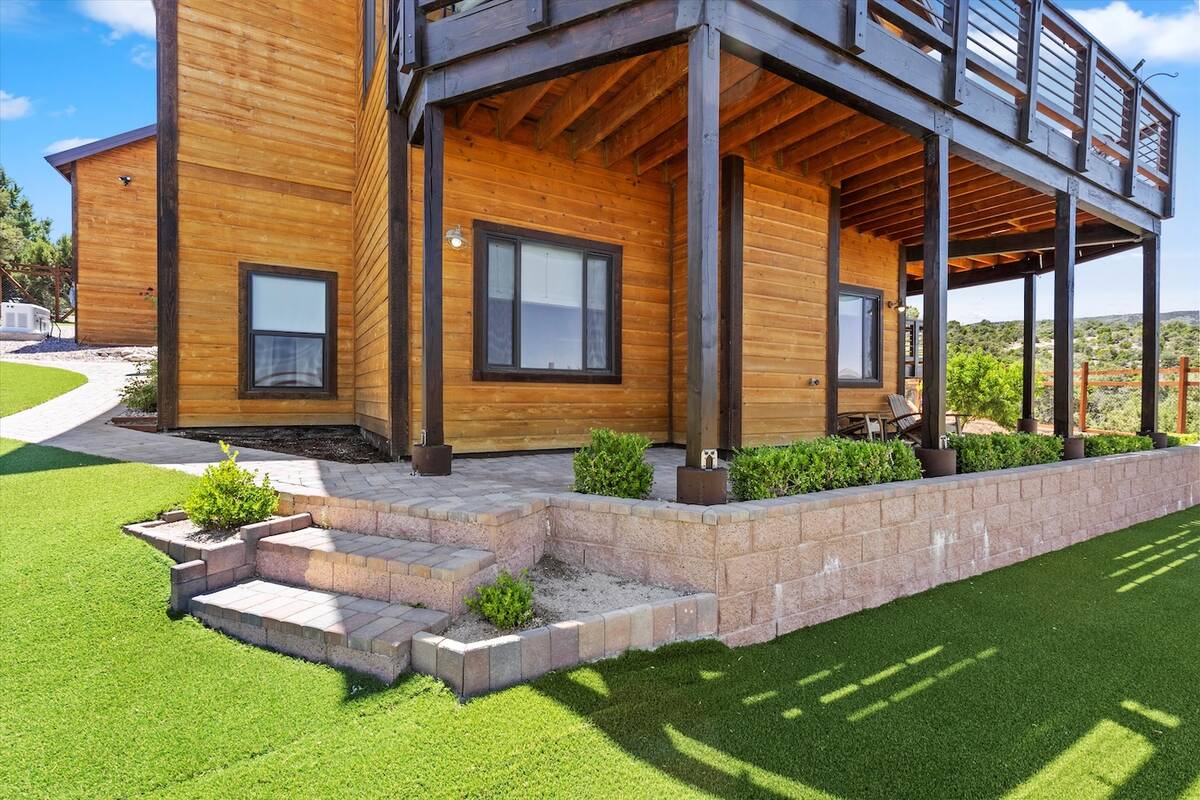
[838,285,883,387]
[240,264,337,397]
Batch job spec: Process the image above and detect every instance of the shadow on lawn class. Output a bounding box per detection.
[0,439,121,477]
[530,509,1200,800]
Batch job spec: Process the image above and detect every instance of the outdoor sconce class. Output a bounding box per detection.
[118,175,132,186]
[445,225,466,250]
[888,300,910,313]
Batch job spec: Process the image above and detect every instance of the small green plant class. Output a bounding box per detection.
[183,441,278,531]
[946,349,1025,429]
[729,437,921,501]
[1167,432,1197,447]
[465,570,534,629]
[948,432,1064,474]
[119,359,157,413]
[1082,434,1154,458]
[572,428,654,499]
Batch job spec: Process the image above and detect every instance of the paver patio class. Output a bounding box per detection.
[0,358,695,511]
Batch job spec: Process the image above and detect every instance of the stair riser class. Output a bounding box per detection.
[257,548,500,616]
[195,611,408,684]
[294,501,546,573]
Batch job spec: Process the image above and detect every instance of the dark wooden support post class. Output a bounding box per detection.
[1017,0,1044,143]
[945,0,969,106]
[1053,188,1081,458]
[387,0,411,459]
[1017,271,1038,433]
[896,245,906,395]
[155,0,179,430]
[413,104,452,475]
[1165,111,1179,218]
[677,23,726,505]
[1075,40,1097,172]
[916,133,955,476]
[826,186,841,436]
[846,0,867,54]
[719,154,744,453]
[1140,234,1167,446]
[1123,79,1143,198]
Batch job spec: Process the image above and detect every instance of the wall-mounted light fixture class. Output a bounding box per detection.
[445,225,466,250]
[887,300,910,313]
[118,175,133,186]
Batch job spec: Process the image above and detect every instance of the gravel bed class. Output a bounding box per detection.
[0,336,155,362]
[443,556,686,643]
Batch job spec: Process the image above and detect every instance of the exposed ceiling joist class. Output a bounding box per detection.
[534,57,642,149]
[571,46,687,155]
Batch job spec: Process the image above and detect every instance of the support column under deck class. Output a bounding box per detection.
[916,132,955,477]
[1140,234,1167,447]
[1018,272,1038,433]
[677,23,726,505]
[1053,189,1081,459]
[413,104,452,475]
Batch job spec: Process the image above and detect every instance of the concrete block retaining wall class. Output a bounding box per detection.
[550,447,1199,647]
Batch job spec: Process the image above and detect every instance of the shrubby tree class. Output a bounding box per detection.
[946,349,1024,429]
[0,167,73,310]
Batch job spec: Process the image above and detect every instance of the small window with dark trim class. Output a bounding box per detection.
[240,263,337,398]
[838,284,883,387]
[361,0,376,97]
[474,221,622,383]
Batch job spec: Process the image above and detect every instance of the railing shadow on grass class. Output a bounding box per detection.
[519,509,1200,799]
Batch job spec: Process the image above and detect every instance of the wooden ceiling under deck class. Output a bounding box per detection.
[444,48,1100,284]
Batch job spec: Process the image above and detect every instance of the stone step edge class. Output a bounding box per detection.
[280,491,547,529]
[189,580,451,684]
[258,528,497,584]
[412,592,718,698]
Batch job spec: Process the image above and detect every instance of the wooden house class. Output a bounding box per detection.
[149,0,1178,503]
[46,126,158,346]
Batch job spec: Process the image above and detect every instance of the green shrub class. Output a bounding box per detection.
[183,441,278,531]
[1166,432,1197,447]
[572,428,654,499]
[465,570,534,629]
[946,349,1025,429]
[119,359,157,413]
[729,437,921,501]
[948,433,1063,474]
[1082,434,1153,458]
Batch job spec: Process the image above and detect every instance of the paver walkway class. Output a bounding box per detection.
[0,358,692,511]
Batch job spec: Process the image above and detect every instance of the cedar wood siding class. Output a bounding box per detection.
[671,163,900,446]
[353,0,391,445]
[174,0,357,427]
[73,136,158,345]
[409,126,672,454]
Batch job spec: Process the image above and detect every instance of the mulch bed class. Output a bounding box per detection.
[170,425,391,463]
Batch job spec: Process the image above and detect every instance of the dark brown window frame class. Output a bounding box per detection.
[238,262,338,400]
[361,0,376,101]
[472,220,622,384]
[837,283,884,389]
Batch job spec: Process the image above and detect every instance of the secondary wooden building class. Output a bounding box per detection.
[151,0,1178,502]
[46,125,158,345]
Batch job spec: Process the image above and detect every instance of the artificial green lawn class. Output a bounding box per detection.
[0,361,87,417]
[1,437,1198,799]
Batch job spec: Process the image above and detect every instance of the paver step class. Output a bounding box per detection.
[190,579,450,683]
[255,527,499,616]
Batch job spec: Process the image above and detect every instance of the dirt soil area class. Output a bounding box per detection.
[443,556,686,643]
[169,426,390,463]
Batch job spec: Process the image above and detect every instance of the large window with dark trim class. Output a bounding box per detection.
[838,284,883,387]
[473,221,621,383]
[239,263,337,398]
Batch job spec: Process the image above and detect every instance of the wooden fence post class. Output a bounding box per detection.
[1179,356,1190,434]
[1078,361,1089,432]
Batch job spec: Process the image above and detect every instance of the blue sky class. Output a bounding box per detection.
[1,0,1196,322]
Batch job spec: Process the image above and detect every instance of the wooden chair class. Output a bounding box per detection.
[835,410,887,441]
[885,393,963,443]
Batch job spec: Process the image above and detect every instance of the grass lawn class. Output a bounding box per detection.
[1,437,1198,799]
[0,361,87,417]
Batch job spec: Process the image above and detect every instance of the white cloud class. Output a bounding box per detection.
[77,0,155,41]
[43,137,100,156]
[0,90,34,120]
[1069,1,1200,64]
[130,43,155,69]
[50,105,78,118]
